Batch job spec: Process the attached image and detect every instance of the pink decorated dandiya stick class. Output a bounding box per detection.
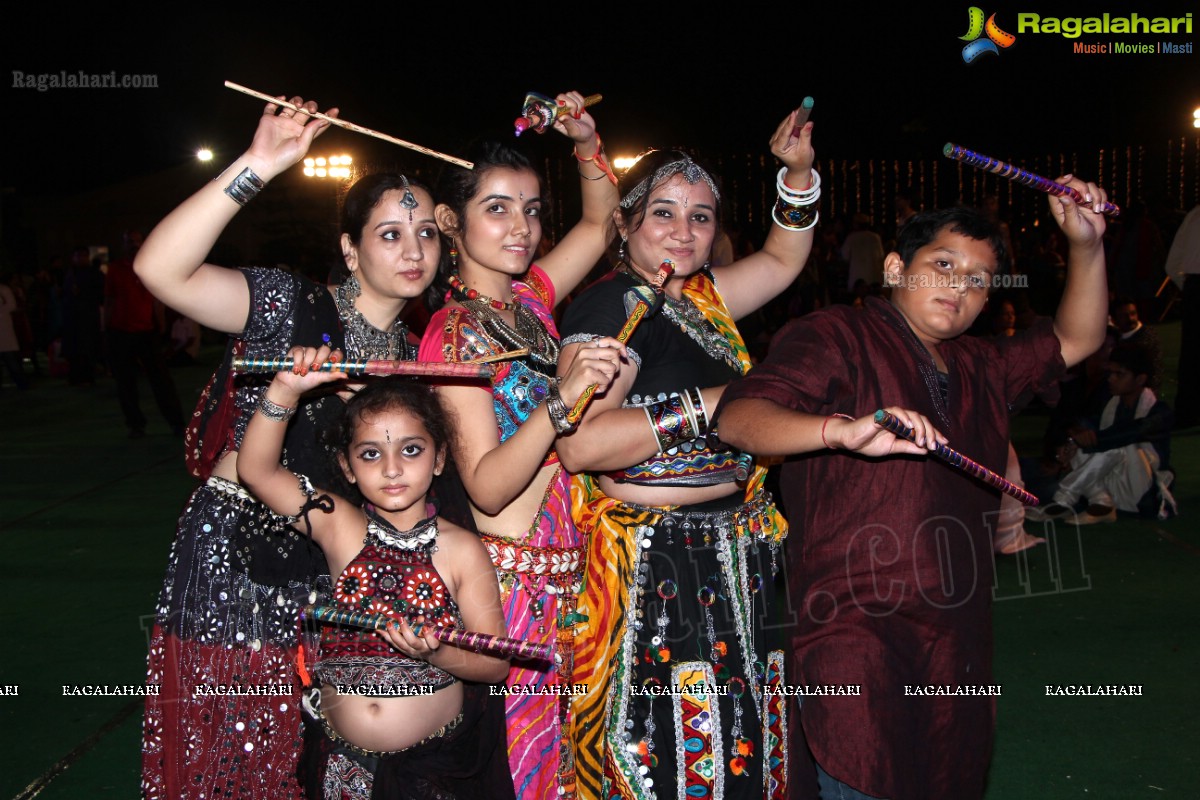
[874,409,1039,506]
[943,143,1120,217]
[232,356,494,380]
[303,606,553,663]
[566,260,676,425]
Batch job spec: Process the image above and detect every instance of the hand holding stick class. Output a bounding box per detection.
[303,605,552,663]
[225,81,473,169]
[943,143,1120,216]
[566,261,675,425]
[514,91,603,136]
[873,409,1039,505]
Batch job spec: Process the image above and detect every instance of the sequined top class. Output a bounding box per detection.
[185,267,414,489]
[419,266,561,465]
[313,511,463,690]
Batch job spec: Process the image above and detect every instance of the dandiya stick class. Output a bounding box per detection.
[514,92,603,136]
[943,143,1120,216]
[303,606,553,663]
[232,357,494,380]
[224,80,474,169]
[873,409,1040,506]
[566,260,675,424]
[790,96,815,138]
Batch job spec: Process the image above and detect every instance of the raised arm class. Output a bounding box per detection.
[236,345,350,548]
[1049,175,1109,368]
[708,105,817,321]
[533,91,620,304]
[134,97,335,333]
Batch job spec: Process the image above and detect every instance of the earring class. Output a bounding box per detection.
[618,237,628,263]
[342,270,361,300]
[449,247,459,269]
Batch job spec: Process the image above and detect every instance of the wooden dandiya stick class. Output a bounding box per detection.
[303,606,553,663]
[224,80,474,169]
[566,260,676,425]
[943,143,1120,216]
[231,357,494,380]
[874,410,1040,506]
[514,91,603,136]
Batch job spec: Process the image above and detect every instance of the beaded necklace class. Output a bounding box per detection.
[447,273,514,311]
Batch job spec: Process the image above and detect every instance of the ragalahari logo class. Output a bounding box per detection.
[960,7,1017,62]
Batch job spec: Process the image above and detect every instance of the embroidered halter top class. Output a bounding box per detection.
[312,510,463,691]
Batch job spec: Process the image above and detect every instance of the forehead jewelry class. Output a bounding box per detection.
[619,155,721,210]
[398,176,417,211]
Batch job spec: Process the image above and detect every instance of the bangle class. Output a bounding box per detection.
[684,387,709,437]
[258,395,297,423]
[573,133,618,186]
[772,168,821,231]
[643,392,699,453]
[545,379,575,434]
[223,167,266,206]
[772,198,820,231]
[777,167,820,201]
[820,413,854,449]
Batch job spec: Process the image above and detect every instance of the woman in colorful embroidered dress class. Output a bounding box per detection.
[135,97,440,799]
[555,107,818,799]
[417,91,624,799]
[238,351,512,799]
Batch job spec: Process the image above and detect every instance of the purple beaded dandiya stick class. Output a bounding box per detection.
[943,143,1120,217]
[303,605,553,663]
[873,410,1039,506]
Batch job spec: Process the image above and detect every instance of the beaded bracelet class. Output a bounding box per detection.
[573,133,618,186]
[259,395,297,422]
[820,413,855,449]
[223,167,266,206]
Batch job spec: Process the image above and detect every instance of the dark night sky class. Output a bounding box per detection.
[3,3,1197,196]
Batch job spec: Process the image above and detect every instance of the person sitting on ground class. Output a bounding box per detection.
[1034,341,1176,523]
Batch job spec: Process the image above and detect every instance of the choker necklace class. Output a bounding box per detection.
[365,509,439,551]
[334,281,414,361]
[448,274,514,311]
[461,298,560,376]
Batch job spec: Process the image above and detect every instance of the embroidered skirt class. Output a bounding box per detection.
[142,476,330,799]
[479,466,586,800]
[571,479,789,800]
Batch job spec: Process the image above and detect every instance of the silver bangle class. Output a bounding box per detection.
[258,395,296,422]
[224,167,266,206]
[545,379,575,434]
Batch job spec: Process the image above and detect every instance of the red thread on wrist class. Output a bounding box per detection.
[821,413,855,449]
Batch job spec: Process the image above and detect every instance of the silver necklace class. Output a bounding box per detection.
[334,282,414,360]
[461,298,560,376]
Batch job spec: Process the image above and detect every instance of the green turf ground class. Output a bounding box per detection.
[1,325,1195,799]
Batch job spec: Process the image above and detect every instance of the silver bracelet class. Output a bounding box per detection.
[545,379,575,434]
[258,395,296,422]
[224,167,266,206]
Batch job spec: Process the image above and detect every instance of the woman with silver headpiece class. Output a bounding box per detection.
[556,108,818,799]
[134,97,444,799]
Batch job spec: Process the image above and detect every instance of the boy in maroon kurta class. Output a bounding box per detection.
[717,179,1109,800]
